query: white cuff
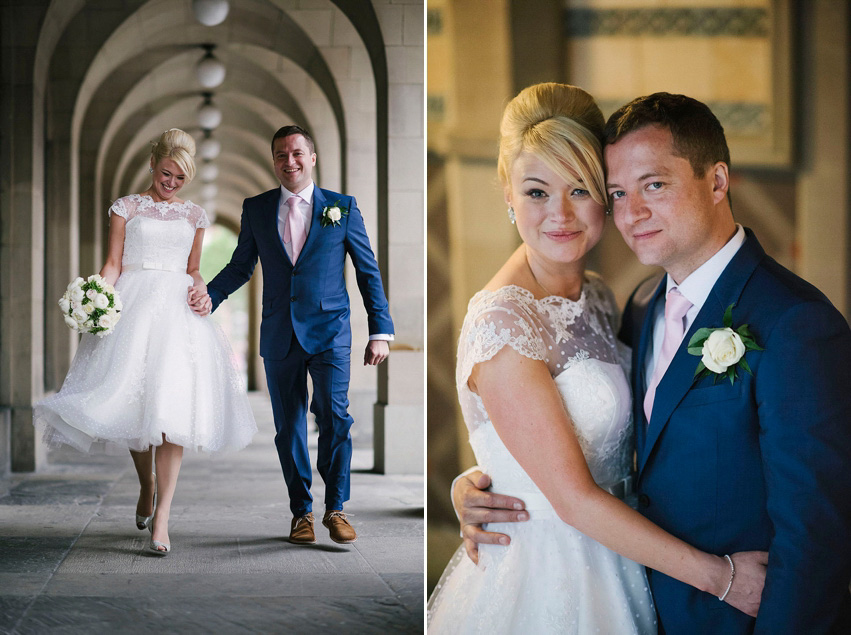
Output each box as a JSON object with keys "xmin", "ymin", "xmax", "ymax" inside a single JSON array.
[{"xmin": 369, "ymin": 334, "xmax": 394, "ymax": 341}]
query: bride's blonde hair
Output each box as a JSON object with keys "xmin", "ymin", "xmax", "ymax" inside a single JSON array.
[
  {"xmin": 498, "ymin": 83, "xmax": 606, "ymax": 205},
  {"xmin": 150, "ymin": 128, "xmax": 197, "ymax": 182}
]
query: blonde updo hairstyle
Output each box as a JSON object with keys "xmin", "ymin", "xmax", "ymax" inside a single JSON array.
[
  {"xmin": 498, "ymin": 83, "xmax": 606, "ymax": 206},
  {"xmin": 150, "ymin": 128, "xmax": 197, "ymax": 182}
]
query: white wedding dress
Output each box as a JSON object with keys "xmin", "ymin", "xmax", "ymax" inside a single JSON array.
[
  {"xmin": 34, "ymin": 194, "xmax": 257, "ymax": 454},
  {"xmin": 428, "ymin": 276, "xmax": 657, "ymax": 634}
]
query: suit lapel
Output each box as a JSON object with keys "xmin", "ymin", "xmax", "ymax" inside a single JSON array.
[
  {"xmin": 638, "ymin": 229, "xmax": 765, "ymax": 473},
  {"xmin": 634, "ymin": 277, "xmax": 666, "ymax": 463}
]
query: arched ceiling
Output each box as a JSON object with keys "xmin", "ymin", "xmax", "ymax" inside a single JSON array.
[{"xmin": 36, "ymin": 0, "xmax": 386, "ymax": 232}]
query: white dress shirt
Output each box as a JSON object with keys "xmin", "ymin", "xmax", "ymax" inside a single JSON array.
[
  {"xmin": 644, "ymin": 225, "xmax": 746, "ymax": 384},
  {"xmin": 277, "ymin": 182, "xmax": 393, "ymax": 342}
]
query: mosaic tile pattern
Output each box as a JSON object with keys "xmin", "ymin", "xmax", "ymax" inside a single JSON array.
[
  {"xmin": 566, "ymin": 7, "xmax": 769, "ymax": 37},
  {"xmin": 597, "ymin": 99, "xmax": 768, "ymax": 136}
]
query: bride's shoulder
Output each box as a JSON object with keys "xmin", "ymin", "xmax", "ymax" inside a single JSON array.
[
  {"xmin": 467, "ymin": 284, "xmax": 536, "ymax": 316},
  {"xmin": 108, "ymin": 194, "xmax": 139, "ymax": 218}
]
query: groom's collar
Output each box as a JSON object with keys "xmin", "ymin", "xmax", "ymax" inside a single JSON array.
[
  {"xmin": 279, "ymin": 181, "xmax": 315, "ymax": 204},
  {"xmin": 666, "ymin": 224, "xmax": 746, "ymax": 311}
]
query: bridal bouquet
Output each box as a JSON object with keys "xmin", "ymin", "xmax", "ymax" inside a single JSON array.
[{"xmin": 59, "ymin": 275, "xmax": 122, "ymax": 337}]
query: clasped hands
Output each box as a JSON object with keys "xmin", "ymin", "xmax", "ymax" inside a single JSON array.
[
  {"xmin": 187, "ymin": 283, "xmax": 212, "ymax": 317},
  {"xmin": 453, "ymin": 470, "xmax": 769, "ymax": 618}
]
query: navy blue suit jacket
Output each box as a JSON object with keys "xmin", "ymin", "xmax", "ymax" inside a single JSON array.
[
  {"xmin": 207, "ymin": 186, "xmax": 393, "ymax": 359},
  {"xmin": 620, "ymin": 229, "xmax": 851, "ymax": 634}
]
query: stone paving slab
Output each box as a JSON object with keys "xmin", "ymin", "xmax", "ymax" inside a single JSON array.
[{"xmin": 0, "ymin": 393, "xmax": 424, "ymax": 633}]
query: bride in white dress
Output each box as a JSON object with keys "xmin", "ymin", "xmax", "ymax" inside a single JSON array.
[
  {"xmin": 34, "ymin": 129, "xmax": 256, "ymax": 555},
  {"xmin": 428, "ymin": 84, "xmax": 764, "ymax": 633}
]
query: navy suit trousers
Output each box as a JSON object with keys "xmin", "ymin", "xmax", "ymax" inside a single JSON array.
[{"xmin": 264, "ymin": 334, "xmax": 353, "ymax": 516}]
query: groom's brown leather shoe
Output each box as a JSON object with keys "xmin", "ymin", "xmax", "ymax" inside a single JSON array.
[
  {"xmin": 322, "ymin": 510, "xmax": 357, "ymax": 544},
  {"xmin": 289, "ymin": 513, "xmax": 316, "ymax": 544}
]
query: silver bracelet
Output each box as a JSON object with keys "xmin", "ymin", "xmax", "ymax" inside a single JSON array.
[{"xmin": 718, "ymin": 554, "xmax": 735, "ymax": 601}]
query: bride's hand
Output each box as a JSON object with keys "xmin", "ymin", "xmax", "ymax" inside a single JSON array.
[
  {"xmin": 453, "ymin": 471, "xmax": 528, "ymax": 564},
  {"xmin": 720, "ymin": 550, "xmax": 769, "ymax": 617},
  {"xmin": 187, "ymin": 284, "xmax": 211, "ymax": 317}
]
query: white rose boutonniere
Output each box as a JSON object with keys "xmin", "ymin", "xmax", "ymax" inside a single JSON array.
[
  {"xmin": 688, "ymin": 303, "xmax": 763, "ymax": 384},
  {"xmin": 320, "ymin": 199, "xmax": 349, "ymax": 228}
]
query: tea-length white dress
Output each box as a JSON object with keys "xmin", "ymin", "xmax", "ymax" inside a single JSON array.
[
  {"xmin": 428, "ymin": 274, "xmax": 657, "ymax": 634},
  {"xmin": 34, "ymin": 194, "xmax": 257, "ymax": 454}
]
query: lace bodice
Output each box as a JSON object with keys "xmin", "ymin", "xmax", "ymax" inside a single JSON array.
[
  {"xmin": 456, "ymin": 273, "xmax": 634, "ymax": 491},
  {"xmin": 109, "ymin": 195, "xmax": 209, "ymax": 271}
]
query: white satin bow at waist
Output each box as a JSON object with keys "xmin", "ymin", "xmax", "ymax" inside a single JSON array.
[{"xmin": 122, "ymin": 261, "xmax": 186, "ymax": 273}]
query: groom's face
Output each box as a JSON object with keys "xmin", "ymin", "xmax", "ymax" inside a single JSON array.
[
  {"xmin": 273, "ymin": 134, "xmax": 316, "ymax": 193},
  {"xmin": 605, "ymin": 124, "xmax": 724, "ymax": 283}
]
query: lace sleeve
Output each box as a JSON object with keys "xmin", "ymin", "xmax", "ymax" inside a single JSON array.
[
  {"xmin": 455, "ymin": 290, "xmax": 547, "ymax": 391},
  {"xmin": 108, "ymin": 197, "xmax": 129, "ymax": 220},
  {"xmin": 193, "ymin": 203, "xmax": 211, "ymax": 229}
]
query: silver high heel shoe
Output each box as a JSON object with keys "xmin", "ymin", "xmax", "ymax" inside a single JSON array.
[
  {"xmin": 148, "ymin": 518, "xmax": 170, "ymax": 556},
  {"xmin": 135, "ymin": 474, "xmax": 157, "ymax": 530}
]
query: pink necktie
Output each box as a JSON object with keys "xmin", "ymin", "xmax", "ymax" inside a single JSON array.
[
  {"xmin": 283, "ymin": 195, "xmax": 306, "ymax": 263},
  {"xmin": 643, "ymin": 288, "xmax": 693, "ymax": 423}
]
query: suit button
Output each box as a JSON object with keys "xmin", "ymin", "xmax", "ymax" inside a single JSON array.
[
  {"xmin": 638, "ymin": 494, "xmax": 650, "ymax": 509},
  {"xmin": 292, "ymin": 270, "xmax": 298, "ymax": 276},
  {"xmin": 290, "ymin": 296, "xmax": 296, "ymax": 302}
]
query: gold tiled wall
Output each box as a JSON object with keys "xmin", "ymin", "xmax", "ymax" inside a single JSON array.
[{"xmin": 564, "ymin": 0, "xmax": 791, "ymax": 166}]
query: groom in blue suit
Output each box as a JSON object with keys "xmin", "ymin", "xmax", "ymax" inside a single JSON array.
[
  {"xmin": 453, "ymin": 94, "xmax": 851, "ymax": 633},
  {"xmin": 202, "ymin": 125, "xmax": 393, "ymax": 545}
]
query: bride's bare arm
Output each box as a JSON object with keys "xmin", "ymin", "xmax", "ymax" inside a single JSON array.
[
  {"xmin": 186, "ymin": 229, "xmax": 211, "ymax": 316},
  {"xmin": 469, "ymin": 345, "xmax": 766, "ymax": 616},
  {"xmin": 98, "ymin": 214, "xmax": 126, "ymax": 286}
]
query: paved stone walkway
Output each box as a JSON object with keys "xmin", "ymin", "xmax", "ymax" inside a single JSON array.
[{"xmin": 0, "ymin": 393, "xmax": 423, "ymax": 634}]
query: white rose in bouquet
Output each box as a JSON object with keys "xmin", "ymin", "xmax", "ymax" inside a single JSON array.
[
  {"xmin": 98, "ymin": 313, "xmax": 115, "ymax": 331},
  {"xmin": 59, "ymin": 275, "xmax": 121, "ymax": 336}
]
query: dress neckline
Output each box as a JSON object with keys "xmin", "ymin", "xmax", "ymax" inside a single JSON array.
[
  {"xmin": 129, "ymin": 193, "xmax": 194, "ymax": 208},
  {"xmin": 473, "ymin": 281, "xmax": 592, "ymax": 308}
]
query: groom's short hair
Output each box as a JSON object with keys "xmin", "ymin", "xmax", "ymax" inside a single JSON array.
[
  {"xmin": 271, "ymin": 125, "xmax": 315, "ymax": 154},
  {"xmin": 603, "ymin": 93, "xmax": 731, "ymax": 178}
]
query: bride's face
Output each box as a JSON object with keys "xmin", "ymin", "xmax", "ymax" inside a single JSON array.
[
  {"xmin": 149, "ymin": 158, "xmax": 187, "ymax": 202},
  {"xmin": 506, "ymin": 151, "xmax": 606, "ymax": 267}
]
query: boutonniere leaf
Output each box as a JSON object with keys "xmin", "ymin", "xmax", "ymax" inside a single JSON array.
[
  {"xmin": 320, "ymin": 199, "xmax": 349, "ymax": 228},
  {"xmin": 687, "ymin": 303, "xmax": 764, "ymax": 385}
]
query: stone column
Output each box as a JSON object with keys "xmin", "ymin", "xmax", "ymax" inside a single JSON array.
[
  {"xmin": 372, "ymin": 0, "xmax": 425, "ymax": 475},
  {"xmin": 0, "ymin": 0, "xmax": 51, "ymax": 474}
]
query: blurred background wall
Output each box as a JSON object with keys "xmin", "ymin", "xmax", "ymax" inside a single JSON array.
[
  {"xmin": 0, "ymin": 0, "xmax": 424, "ymax": 480},
  {"xmin": 427, "ymin": 0, "xmax": 849, "ymax": 592}
]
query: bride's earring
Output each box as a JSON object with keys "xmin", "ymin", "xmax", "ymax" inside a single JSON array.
[
  {"xmin": 507, "ymin": 206, "xmax": 516, "ymax": 224},
  {"xmin": 149, "ymin": 167, "xmax": 154, "ymax": 173}
]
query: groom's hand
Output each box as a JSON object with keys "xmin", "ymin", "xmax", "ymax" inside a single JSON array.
[
  {"xmin": 723, "ymin": 550, "xmax": 769, "ymax": 617},
  {"xmin": 453, "ymin": 471, "xmax": 528, "ymax": 564},
  {"xmin": 364, "ymin": 340, "xmax": 389, "ymax": 365},
  {"xmin": 187, "ymin": 285, "xmax": 212, "ymax": 317}
]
